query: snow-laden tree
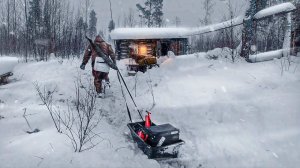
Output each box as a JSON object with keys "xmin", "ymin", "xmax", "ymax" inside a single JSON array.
[
  {"xmin": 88, "ymin": 10, "xmax": 97, "ymax": 38},
  {"xmin": 241, "ymin": 0, "xmax": 267, "ymax": 59},
  {"xmin": 75, "ymin": 17, "xmax": 87, "ymax": 56},
  {"xmin": 27, "ymin": 0, "xmax": 42, "ymax": 59},
  {"xmin": 136, "ymin": 0, "xmax": 164, "ymax": 27},
  {"xmin": 28, "ymin": 0, "xmax": 42, "ymax": 37},
  {"xmin": 152, "ymin": 0, "xmax": 163, "ymax": 27}
]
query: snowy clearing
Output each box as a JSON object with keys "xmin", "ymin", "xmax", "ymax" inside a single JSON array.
[{"xmin": 0, "ymin": 54, "xmax": 300, "ymax": 168}]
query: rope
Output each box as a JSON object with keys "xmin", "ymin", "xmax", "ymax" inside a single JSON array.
[
  {"xmin": 117, "ymin": 72, "xmax": 132, "ymax": 122},
  {"xmin": 146, "ymin": 70, "xmax": 156, "ymax": 111},
  {"xmin": 117, "ymin": 70, "xmax": 144, "ymax": 121}
]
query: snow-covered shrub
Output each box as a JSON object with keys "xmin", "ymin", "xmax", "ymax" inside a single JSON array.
[
  {"xmin": 62, "ymin": 78, "xmax": 103, "ymax": 152},
  {"xmin": 205, "ymin": 47, "xmax": 232, "ymax": 60},
  {"xmin": 35, "ymin": 77, "xmax": 103, "ymax": 152},
  {"xmin": 34, "ymin": 83, "xmax": 62, "ymax": 133}
]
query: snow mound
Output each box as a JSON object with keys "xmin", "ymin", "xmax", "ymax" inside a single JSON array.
[
  {"xmin": 205, "ymin": 48, "xmax": 232, "ymax": 60},
  {"xmin": 0, "ymin": 57, "xmax": 18, "ymax": 75}
]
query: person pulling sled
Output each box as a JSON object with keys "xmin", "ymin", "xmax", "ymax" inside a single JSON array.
[{"xmin": 80, "ymin": 35, "xmax": 116, "ymax": 98}]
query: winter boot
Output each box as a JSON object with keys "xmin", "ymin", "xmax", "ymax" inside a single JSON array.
[
  {"xmin": 97, "ymin": 92, "xmax": 104, "ymax": 98},
  {"xmin": 104, "ymin": 81, "xmax": 111, "ymax": 89}
]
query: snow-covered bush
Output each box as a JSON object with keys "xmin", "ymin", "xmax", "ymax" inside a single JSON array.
[
  {"xmin": 34, "ymin": 83, "xmax": 62, "ymax": 133},
  {"xmin": 205, "ymin": 47, "xmax": 232, "ymax": 60},
  {"xmin": 62, "ymin": 78, "xmax": 103, "ymax": 152},
  {"xmin": 35, "ymin": 77, "xmax": 103, "ymax": 152}
]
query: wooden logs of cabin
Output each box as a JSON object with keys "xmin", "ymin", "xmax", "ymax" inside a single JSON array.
[
  {"xmin": 118, "ymin": 40, "xmax": 129, "ymax": 59},
  {"xmin": 147, "ymin": 43, "xmax": 153, "ymax": 56}
]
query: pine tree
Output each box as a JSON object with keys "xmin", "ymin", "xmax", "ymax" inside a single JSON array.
[
  {"xmin": 136, "ymin": 0, "xmax": 164, "ymax": 27},
  {"xmin": 75, "ymin": 17, "xmax": 87, "ymax": 56},
  {"xmin": 28, "ymin": 0, "xmax": 42, "ymax": 38},
  {"xmin": 241, "ymin": 0, "xmax": 267, "ymax": 59},
  {"xmin": 43, "ymin": 0, "xmax": 51, "ymax": 40},
  {"xmin": 88, "ymin": 10, "xmax": 97, "ymax": 38},
  {"xmin": 27, "ymin": 0, "xmax": 42, "ymax": 59},
  {"xmin": 152, "ymin": 0, "xmax": 163, "ymax": 27},
  {"xmin": 136, "ymin": 0, "xmax": 152, "ymax": 27}
]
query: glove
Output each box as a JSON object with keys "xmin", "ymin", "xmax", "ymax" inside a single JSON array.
[{"xmin": 80, "ymin": 64, "xmax": 85, "ymax": 70}]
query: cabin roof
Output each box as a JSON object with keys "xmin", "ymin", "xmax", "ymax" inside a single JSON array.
[{"xmin": 110, "ymin": 28, "xmax": 189, "ymax": 40}]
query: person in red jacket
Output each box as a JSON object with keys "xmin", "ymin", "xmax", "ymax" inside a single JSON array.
[{"xmin": 80, "ymin": 35, "xmax": 116, "ymax": 98}]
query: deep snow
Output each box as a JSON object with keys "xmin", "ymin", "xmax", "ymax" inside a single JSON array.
[{"xmin": 0, "ymin": 53, "xmax": 300, "ymax": 168}]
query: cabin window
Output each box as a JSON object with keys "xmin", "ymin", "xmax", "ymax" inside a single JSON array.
[{"xmin": 138, "ymin": 44, "xmax": 148, "ymax": 55}]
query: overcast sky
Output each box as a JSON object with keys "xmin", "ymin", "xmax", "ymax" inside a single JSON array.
[{"xmin": 74, "ymin": 0, "xmax": 249, "ymax": 31}]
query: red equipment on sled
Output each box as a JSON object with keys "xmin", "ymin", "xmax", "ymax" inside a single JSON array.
[{"xmin": 145, "ymin": 111, "xmax": 152, "ymax": 128}]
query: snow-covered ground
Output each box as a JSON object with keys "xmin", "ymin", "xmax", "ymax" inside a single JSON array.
[{"xmin": 0, "ymin": 53, "xmax": 300, "ymax": 168}]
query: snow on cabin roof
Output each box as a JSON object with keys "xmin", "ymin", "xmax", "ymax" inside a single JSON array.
[
  {"xmin": 254, "ymin": 2, "xmax": 296, "ymax": 19},
  {"xmin": 110, "ymin": 28, "xmax": 190, "ymax": 40}
]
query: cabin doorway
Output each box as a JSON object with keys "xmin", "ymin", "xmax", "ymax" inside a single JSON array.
[{"xmin": 161, "ymin": 41, "xmax": 171, "ymax": 56}]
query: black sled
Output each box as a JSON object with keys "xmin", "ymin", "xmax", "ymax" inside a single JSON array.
[{"xmin": 127, "ymin": 121, "xmax": 184, "ymax": 159}]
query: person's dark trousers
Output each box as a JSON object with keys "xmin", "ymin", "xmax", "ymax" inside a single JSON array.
[{"xmin": 92, "ymin": 70, "xmax": 109, "ymax": 93}]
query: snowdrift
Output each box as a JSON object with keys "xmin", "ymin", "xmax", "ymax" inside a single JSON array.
[{"xmin": 0, "ymin": 57, "xmax": 18, "ymax": 75}]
